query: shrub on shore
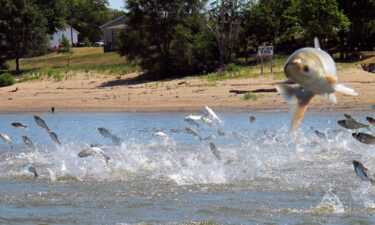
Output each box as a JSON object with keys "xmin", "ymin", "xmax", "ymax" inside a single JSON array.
[{"xmin": 0, "ymin": 73, "xmax": 16, "ymax": 87}]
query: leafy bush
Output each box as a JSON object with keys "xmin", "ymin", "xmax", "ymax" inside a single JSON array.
[
  {"xmin": 83, "ymin": 37, "xmax": 92, "ymax": 47},
  {"xmin": 0, "ymin": 73, "xmax": 16, "ymax": 87},
  {"xmin": 227, "ymin": 63, "xmax": 240, "ymax": 72}
]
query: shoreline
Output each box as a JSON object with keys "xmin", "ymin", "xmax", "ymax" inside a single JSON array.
[
  {"xmin": 0, "ymin": 67, "xmax": 374, "ymax": 114},
  {"xmin": 0, "ymin": 105, "xmax": 373, "ymax": 114}
]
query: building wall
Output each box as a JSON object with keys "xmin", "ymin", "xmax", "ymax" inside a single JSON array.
[
  {"xmin": 103, "ymin": 29, "xmax": 120, "ymax": 52},
  {"xmin": 50, "ymin": 27, "xmax": 79, "ymax": 48}
]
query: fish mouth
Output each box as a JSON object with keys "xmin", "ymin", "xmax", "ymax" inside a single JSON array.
[
  {"xmin": 285, "ymin": 59, "xmax": 303, "ymax": 73},
  {"xmin": 326, "ymin": 75, "xmax": 337, "ymax": 85}
]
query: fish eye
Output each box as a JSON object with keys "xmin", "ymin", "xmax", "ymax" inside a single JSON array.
[{"xmin": 303, "ymin": 65, "xmax": 309, "ymax": 72}]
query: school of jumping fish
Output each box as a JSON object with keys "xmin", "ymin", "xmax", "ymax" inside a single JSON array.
[{"xmin": 0, "ymin": 38, "xmax": 373, "ymax": 184}]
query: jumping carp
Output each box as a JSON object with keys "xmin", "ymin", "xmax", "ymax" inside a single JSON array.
[
  {"xmin": 78, "ymin": 146, "xmax": 110, "ymax": 165},
  {"xmin": 11, "ymin": 122, "xmax": 27, "ymax": 128},
  {"xmin": 33, "ymin": 115, "xmax": 50, "ymax": 132},
  {"xmin": 352, "ymin": 132, "xmax": 375, "ymax": 145},
  {"xmin": 353, "ymin": 160, "xmax": 375, "ymax": 183},
  {"xmin": 337, "ymin": 119, "xmax": 371, "ymax": 130},
  {"xmin": 22, "ymin": 135, "xmax": 36, "ymax": 150},
  {"xmin": 209, "ymin": 143, "xmax": 222, "ymax": 160},
  {"xmin": 366, "ymin": 116, "xmax": 375, "ymax": 125},
  {"xmin": 49, "ymin": 131, "xmax": 61, "ymax": 145},
  {"xmin": 0, "ymin": 133, "xmax": 12, "ymax": 149},
  {"xmin": 98, "ymin": 127, "xmax": 122, "ymax": 145},
  {"xmin": 276, "ymin": 38, "xmax": 357, "ymax": 132}
]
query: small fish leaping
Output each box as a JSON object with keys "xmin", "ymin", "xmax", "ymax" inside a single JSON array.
[
  {"xmin": 33, "ymin": 115, "xmax": 50, "ymax": 132},
  {"xmin": 337, "ymin": 119, "xmax": 371, "ymax": 131},
  {"xmin": 184, "ymin": 115, "xmax": 203, "ymax": 127},
  {"xmin": 203, "ymin": 106, "xmax": 222, "ymax": 124},
  {"xmin": 209, "ymin": 143, "xmax": 222, "ymax": 160},
  {"xmin": 353, "ymin": 160, "xmax": 375, "ymax": 184},
  {"xmin": 0, "ymin": 133, "xmax": 13, "ymax": 149},
  {"xmin": 352, "ymin": 132, "xmax": 375, "ymax": 145},
  {"xmin": 78, "ymin": 146, "xmax": 110, "ymax": 165},
  {"xmin": 276, "ymin": 38, "xmax": 357, "ymax": 132},
  {"xmin": 22, "ymin": 135, "xmax": 36, "ymax": 150},
  {"xmin": 27, "ymin": 164, "xmax": 39, "ymax": 178},
  {"xmin": 49, "ymin": 131, "xmax": 62, "ymax": 145},
  {"xmin": 11, "ymin": 122, "xmax": 27, "ymax": 128},
  {"xmin": 98, "ymin": 127, "xmax": 122, "ymax": 145}
]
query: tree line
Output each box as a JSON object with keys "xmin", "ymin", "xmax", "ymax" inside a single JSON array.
[
  {"xmin": 118, "ymin": 0, "xmax": 374, "ymax": 78},
  {"xmin": 0, "ymin": 0, "xmax": 123, "ymax": 73},
  {"xmin": 0, "ymin": 0, "xmax": 374, "ymax": 77}
]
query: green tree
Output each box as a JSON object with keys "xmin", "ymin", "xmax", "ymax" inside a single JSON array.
[
  {"xmin": 0, "ymin": 0, "xmax": 49, "ymax": 73},
  {"xmin": 337, "ymin": 0, "xmax": 375, "ymax": 51},
  {"xmin": 70, "ymin": 0, "xmax": 117, "ymax": 42},
  {"xmin": 206, "ymin": 0, "xmax": 242, "ymax": 69},
  {"xmin": 35, "ymin": 0, "xmax": 67, "ymax": 34},
  {"xmin": 286, "ymin": 0, "xmax": 350, "ymax": 42},
  {"xmin": 119, "ymin": 0, "xmax": 215, "ymax": 78},
  {"xmin": 242, "ymin": 0, "xmax": 292, "ymax": 44},
  {"xmin": 59, "ymin": 36, "xmax": 73, "ymax": 67}
]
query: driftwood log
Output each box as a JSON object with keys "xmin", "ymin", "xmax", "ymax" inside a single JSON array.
[{"xmin": 230, "ymin": 88, "xmax": 277, "ymax": 94}]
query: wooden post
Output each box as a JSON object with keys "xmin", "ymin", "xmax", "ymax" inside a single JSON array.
[
  {"xmin": 270, "ymin": 55, "xmax": 273, "ymax": 73},
  {"xmin": 260, "ymin": 56, "xmax": 264, "ymax": 74}
]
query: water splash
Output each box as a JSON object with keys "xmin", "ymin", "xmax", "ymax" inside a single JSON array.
[{"xmin": 315, "ymin": 188, "xmax": 345, "ymax": 214}]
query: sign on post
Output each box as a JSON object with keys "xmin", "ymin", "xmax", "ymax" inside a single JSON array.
[{"xmin": 258, "ymin": 46, "xmax": 274, "ymax": 74}]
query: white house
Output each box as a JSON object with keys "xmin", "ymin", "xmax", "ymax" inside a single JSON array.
[{"xmin": 50, "ymin": 25, "xmax": 79, "ymax": 48}]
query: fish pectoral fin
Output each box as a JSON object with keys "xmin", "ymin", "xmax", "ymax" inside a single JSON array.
[
  {"xmin": 276, "ymin": 84, "xmax": 314, "ymax": 132},
  {"xmin": 320, "ymin": 93, "xmax": 337, "ymax": 104},
  {"xmin": 333, "ymin": 83, "xmax": 358, "ymax": 96},
  {"xmin": 275, "ymin": 84, "xmax": 298, "ymax": 104}
]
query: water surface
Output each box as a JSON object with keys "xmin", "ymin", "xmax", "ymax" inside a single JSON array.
[{"xmin": 1, "ymin": 111, "xmax": 375, "ymax": 224}]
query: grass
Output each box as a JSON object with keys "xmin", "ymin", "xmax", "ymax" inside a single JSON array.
[
  {"xmin": 202, "ymin": 53, "xmax": 375, "ymax": 85},
  {"xmin": 6, "ymin": 47, "xmax": 139, "ymax": 81},
  {"xmin": 19, "ymin": 68, "xmax": 69, "ymax": 82},
  {"xmin": 6, "ymin": 47, "xmax": 373, "ymax": 83},
  {"xmin": 243, "ymin": 92, "xmax": 258, "ymax": 101},
  {"xmin": 203, "ymin": 55, "xmax": 287, "ymax": 84}
]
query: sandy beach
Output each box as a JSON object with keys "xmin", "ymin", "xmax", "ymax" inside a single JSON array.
[{"xmin": 0, "ymin": 66, "xmax": 374, "ymax": 113}]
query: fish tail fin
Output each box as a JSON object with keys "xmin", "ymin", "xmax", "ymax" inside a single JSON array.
[
  {"xmin": 275, "ymin": 84, "xmax": 314, "ymax": 133},
  {"xmin": 103, "ymin": 154, "xmax": 110, "ymax": 166},
  {"xmin": 198, "ymin": 136, "xmax": 203, "ymax": 142},
  {"xmin": 334, "ymin": 84, "xmax": 358, "ymax": 96}
]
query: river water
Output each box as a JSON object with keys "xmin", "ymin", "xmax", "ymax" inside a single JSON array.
[{"xmin": 0, "ymin": 111, "xmax": 375, "ymax": 224}]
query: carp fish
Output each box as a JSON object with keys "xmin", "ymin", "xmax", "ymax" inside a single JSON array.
[{"xmin": 276, "ymin": 38, "xmax": 357, "ymax": 132}]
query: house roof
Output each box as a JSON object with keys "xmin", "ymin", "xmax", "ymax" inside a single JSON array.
[{"xmin": 100, "ymin": 15, "xmax": 127, "ymax": 30}]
